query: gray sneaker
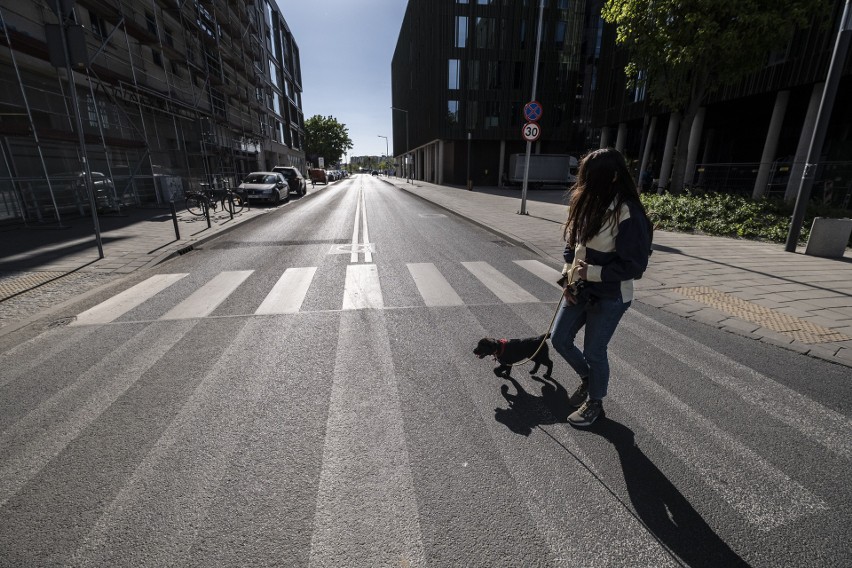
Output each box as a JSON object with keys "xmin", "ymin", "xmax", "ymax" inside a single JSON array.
[
  {"xmin": 568, "ymin": 379, "xmax": 588, "ymax": 408},
  {"xmin": 568, "ymin": 399, "xmax": 604, "ymax": 427}
]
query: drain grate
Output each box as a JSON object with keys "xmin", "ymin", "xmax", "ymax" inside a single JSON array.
[{"xmin": 673, "ymin": 286, "xmax": 851, "ymax": 344}]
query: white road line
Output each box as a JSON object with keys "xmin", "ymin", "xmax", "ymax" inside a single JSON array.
[
  {"xmin": 160, "ymin": 271, "xmax": 253, "ymax": 320},
  {"xmin": 342, "ymin": 264, "xmax": 383, "ymax": 310},
  {"xmin": 309, "ymin": 311, "xmax": 426, "ymax": 567},
  {"xmin": 255, "ymin": 267, "xmax": 317, "ymax": 315},
  {"xmin": 0, "ymin": 321, "xmax": 196, "ymax": 508},
  {"xmin": 351, "ymin": 189, "xmax": 361, "ymax": 263},
  {"xmin": 406, "ymin": 263, "xmax": 464, "ymax": 306},
  {"xmin": 462, "ymin": 261, "xmax": 539, "ymax": 303},
  {"xmin": 610, "ymin": 353, "xmax": 829, "ymax": 531},
  {"xmin": 514, "ymin": 259, "xmax": 563, "ymax": 289},
  {"xmin": 361, "ymin": 188, "xmax": 372, "ymax": 263},
  {"xmin": 72, "ymin": 274, "xmax": 188, "ymax": 325},
  {"xmin": 623, "ymin": 313, "xmax": 852, "ymax": 460},
  {"xmin": 71, "ymin": 317, "xmax": 286, "ymax": 566}
]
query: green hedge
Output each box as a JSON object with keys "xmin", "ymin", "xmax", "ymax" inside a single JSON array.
[{"xmin": 640, "ymin": 191, "xmax": 852, "ymax": 246}]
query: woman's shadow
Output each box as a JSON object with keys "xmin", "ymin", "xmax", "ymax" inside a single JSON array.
[{"xmin": 494, "ymin": 378, "xmax": 749, "ymax": 567}]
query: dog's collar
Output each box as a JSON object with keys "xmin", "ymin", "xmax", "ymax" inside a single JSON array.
[{"xmin": 497, "ymin": 338, "xmax": 507, "ymax": 358}]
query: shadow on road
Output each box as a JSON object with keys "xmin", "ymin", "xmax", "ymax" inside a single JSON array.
[{"xmin": 494, "ymin": 379, "xmax": 749, "ymax": 567}]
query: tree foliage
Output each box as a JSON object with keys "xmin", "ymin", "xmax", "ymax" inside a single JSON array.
[
  {"xmin": 304, "ymin": 115, "xmax": 353, "ymax": 166},
  {"xmin": 602, "ymin": 0, "xmax": 826, "ymax": 192}
]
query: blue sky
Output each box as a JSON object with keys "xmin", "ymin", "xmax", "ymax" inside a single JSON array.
[{"xmin": 277, "ymin": 0, "xmax": 408, "ymax": 160}]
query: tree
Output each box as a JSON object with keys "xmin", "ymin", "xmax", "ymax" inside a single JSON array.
[
  {"xmin": 303, "ymin": 115, "xmax": 353, "ymax": 167},
  {"xmin": 602, "ymin": 0, "xmax": 825, "ymax": 193}
]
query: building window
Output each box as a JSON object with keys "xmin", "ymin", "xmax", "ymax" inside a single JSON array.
[
  {"xmin": 86, "ymin": 95, "xmax": 109, "ymax": 129},
  {"xmin": 484, "ymin": 101, "xmax": 499, "ymax": 128},
  {"xmin": 145, "ymin": 11, "xmax": 157, "ymax": 36},
  {"xmin": 558, "ymin": 0, "xmax": 570, "ymax": 8},
  {"xmin": 633, "ymin": 70, "xmax": 646, "ymax": 102},
  {"xmin": 455, "ymin": 16, "xmax": 468, "ymax": 48},
  {"xmin": 468, "ymin": 60, "xmax": 480, "ymax": 89},
  {"xmin": 448, "ymin": 59, "xmax": 461, "ymax": 89},
  {"xmin": 152, "ymin": 49, "xmax": 164, "ymax": 68},
  {"xmin": 554, "ymin": 21, "xmax": 566, "ymax": 48},
  {"xmin": 466, "ymin": 101, "xmax": 478, "ymax": 130},
  {"xmin": 486, "ymin": 61, "xmax": 501, "ymax": 89},
  {"xmin": 89, "ymin": 10, "xmax": 108, "ymax": 39},
  {"xmin": 513, "ymin": 61, "xmax": 524, "ymax": 89},
  {"xmin": 475, "ymin": 17, "xmax": 496, "ymax": 49},
  {"xmin": 448, "ymin": 100, "xmax": 460, "ymax": 125},
  {"xmin": 164, "ymin": 28, "xmax": 174, "ymax": 47},
  {"xmin": 457, "ymin": 0, "xmax": 468, "ymax": 3}
]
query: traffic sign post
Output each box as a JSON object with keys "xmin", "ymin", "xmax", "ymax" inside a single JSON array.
[
  {"xmin": 522, "ymin": 122, "xmax": 541, "ymax": 142},
  {"xmin": 523, "ymin": 101, "xmax": 543, "ymax": 123}
]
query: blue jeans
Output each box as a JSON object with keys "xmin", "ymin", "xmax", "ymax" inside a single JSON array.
[{"xmin": 550, "ymin": 293, "xmax": 630, "ymax": 401}]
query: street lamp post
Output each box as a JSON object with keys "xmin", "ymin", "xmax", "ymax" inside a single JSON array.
[
  {"xmin": 391, "ymin": 106, "xmax": 410, "ymax": 182},
  {"xmin": 378, "ymin": 135, "xmax": 388, "ymax": 175}
]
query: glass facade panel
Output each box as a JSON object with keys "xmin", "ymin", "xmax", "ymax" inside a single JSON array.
[
  {"xmin": 448, "ymin": 100, "xmax": 459, "ymax": 124},
  {"xmin": 455, "ymin": 16, "xmax": 468, "ymax": 48},
  {"xmin": 448, "ymin": 59, "xmax": 461, "ymax": 89},
  {"xmin": 468, "ymin": 60, "xmax": 480, "ymax": 89}
]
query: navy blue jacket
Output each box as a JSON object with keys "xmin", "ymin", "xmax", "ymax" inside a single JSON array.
[{"xmin": 562, "ymin": 199, "xmax": 651, "ymax": 302}]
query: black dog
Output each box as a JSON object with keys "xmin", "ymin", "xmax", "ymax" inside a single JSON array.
[{"xmin": 474, "ymin": 334, "xmax": 553, "ymax": 379}]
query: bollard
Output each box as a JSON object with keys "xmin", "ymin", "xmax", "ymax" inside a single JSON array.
[
  {"xmin": 169, "ymin": 200, "xmax": 180, "ymax": 240},
  {"xmin": 205, "ymin": 201, "xmax": 211, "ymax": 229}
]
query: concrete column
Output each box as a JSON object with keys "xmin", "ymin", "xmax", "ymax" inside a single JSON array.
[
  {"xmin": 599, "ymin": 126, "xmax": 610, "ymax": 149},
  {"xmin": 785, "ymin": 82, "xmax": 824, "ymax": 202},
  {"xmin": 639, "ymin": 116, "xmax": 658, "ymax": 183},
  {"xmin": 657, "ymin": 112, "xmax": 680, "ymax": 193},
  {"xmin": 753, "ymin": 90, "xmax": 790, "ymax": 199},
  {"xmin": 615, "ymin": 122, "xmax": 627, "ymax": 153},
  {"xmin": 498, "ymin": 140, "xmax": 505, "ymax": 187},
  {"xmin": 684, "ymin": 107, "xmax": 706, "ymax": 187}
]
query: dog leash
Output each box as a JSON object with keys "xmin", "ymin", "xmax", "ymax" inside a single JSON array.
[{"xmin": 503, "ymin": 271, "xmax": 578, "ymax": 369}]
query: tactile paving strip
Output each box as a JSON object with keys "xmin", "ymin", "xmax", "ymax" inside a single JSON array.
[
  {"xmin": 0, "ymin": 271, "xmax": 67, "ymax": 301},
  {"xmin": 673, "ymin": 286, "xmax": 851, "ymax": 344}
]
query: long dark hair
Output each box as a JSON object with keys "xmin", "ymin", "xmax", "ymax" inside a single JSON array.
[{"xmin": 563, "ymin": 148, "xmax": 644, "ymax": 246}]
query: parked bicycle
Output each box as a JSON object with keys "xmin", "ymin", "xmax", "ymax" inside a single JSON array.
[{"xmin": 185, "ymin": 182, "xmax": 245, "ymax": 216}]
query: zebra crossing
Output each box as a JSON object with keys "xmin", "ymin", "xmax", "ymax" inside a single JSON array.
[{"xmin": 71, "ymin": 259, "xmax": 564, "ymax": 325}]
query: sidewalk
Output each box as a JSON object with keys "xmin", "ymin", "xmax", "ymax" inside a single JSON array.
[{"xmin": 2, "ymin": 176, "xmax": 851, "ymax": 368}]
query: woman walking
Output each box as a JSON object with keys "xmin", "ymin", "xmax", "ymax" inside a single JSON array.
[{"xmin": 552, "ymin": 148, "xmax": 652, "ymax": 427}]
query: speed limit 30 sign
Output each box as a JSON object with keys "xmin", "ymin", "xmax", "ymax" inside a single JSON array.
[{"xmin": 522, "ymin": 122, "xmax": 541, "ymax": 142}]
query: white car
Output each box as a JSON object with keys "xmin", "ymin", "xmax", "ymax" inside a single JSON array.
[{"xmin": 239, "ymin": 172, "xmax": 289, "ymax": 205}]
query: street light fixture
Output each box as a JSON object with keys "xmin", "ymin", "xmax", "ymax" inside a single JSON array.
[
  {"xmin": 391, "ymin": 106, "xmax": 410, "ymax": 182},
  {"xmin": 378, "ymin": 134, "xmax": 388, "ymax": 175}
]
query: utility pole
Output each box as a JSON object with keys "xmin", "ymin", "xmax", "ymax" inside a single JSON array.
[
  {"xmin": 785, "ymin": 0, "xmax": 851, "ymax": 252},
  {"xmin": 49, "ymin": 0, "xmax": 103, "ymax": 257},
  {"xmin": 519, "ymin": 0, "xmax": 545, "ymax": 216}
]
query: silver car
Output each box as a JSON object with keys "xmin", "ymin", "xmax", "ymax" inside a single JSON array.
[{"xmin": 239, "ymin": 172, "xmax": 289, "ymax": 205}]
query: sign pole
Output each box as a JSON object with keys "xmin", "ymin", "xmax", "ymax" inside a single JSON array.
[{"xmin": 520, "ymin": 0, "xmax": 545, "ymax": 215}]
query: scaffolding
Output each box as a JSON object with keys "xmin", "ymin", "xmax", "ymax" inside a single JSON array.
[{"xmin": 0, "ymin": 0, "xmax": 305, "ymax": 224}]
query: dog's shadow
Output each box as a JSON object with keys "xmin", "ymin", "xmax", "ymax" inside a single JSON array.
[{"xmin": 494, "ymin": 375, "xmax": 570, "ymax": 436}]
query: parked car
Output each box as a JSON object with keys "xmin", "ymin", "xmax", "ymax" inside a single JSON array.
[
  {"xmin": 271, "ymin": 166, "xmax": 307, "ymax": 195},
  {"xmin": 371, "ymin": 170, "xmax": 379, "ymax": 176},
  {"xmin": 239, "ymin": 172, "xmax": 289, "ymax": 204},
  {"xmin": 308, "ymin": 168, "xmax": 328, "ymax": 184}
]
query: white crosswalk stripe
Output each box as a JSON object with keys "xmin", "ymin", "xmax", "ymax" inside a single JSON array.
[
  {"xmin": 72, "ymin": 273, "xmax": 188, "ymax": 325},
  {"xmin": 514, "ymin": 259, "xmax": 563, "ymax": 289},
  {"xmin": 255, "ymin": 267, "xmax": 317, "ymax": 315},
  {"xmin": 342, "ymin": 264, "xmax": 384, "ymax": 310},
  {"xmin": 160, "ymin": 270, "xmax": 254, "ymax": 320},
  {"xmin": 462, "ymin": 261, "xmax": 539, "ymax": 303},
  {"xmin": 406, "ymin": 263, "xmax": 464, "ymax": 306}
]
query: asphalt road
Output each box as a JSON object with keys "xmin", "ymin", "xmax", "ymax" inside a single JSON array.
[{"xmin": 0, "ymin": 175, "xmax": 850, "ymax": 567}]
